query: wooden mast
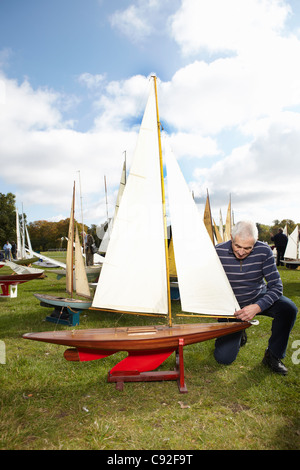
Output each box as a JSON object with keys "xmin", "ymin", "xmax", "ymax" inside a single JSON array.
[{"xmin": 153, "ymin": 75, "xmax": 172, "ymax": 328}]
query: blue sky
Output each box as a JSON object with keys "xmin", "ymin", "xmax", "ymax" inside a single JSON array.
[{"xmin": 1, "ymin": 0, "xmax": 300, "ymax": 230}]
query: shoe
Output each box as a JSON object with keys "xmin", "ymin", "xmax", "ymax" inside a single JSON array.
[
  {"xmin": 240, "ymin": 331, "xmax": 247, "ymax": 347},
  {"xmin": 262, "ymin": 349, "xmax": 288, "ymax": 375}
]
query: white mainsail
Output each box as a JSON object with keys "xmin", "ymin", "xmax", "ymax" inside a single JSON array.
[
  {"xmin": 165, "ymin": 142, "xmax": 240, "ymax": 316},
  {"xmin": 92, "ymin": 80, "xmax": 168, "ymax": 314},
  {"xmin": 75, "ymin": 226, "xmax": 91, "ymax": 298},
  {"xmin": 284, "ymin": 225, "xmax": 299, "ymax": 260}
]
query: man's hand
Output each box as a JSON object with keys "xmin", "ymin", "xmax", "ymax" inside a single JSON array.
[{"xmin": 234, "ymin": 304, "xmax": 261, "ymax": 322}]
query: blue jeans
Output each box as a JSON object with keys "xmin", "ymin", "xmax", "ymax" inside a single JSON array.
[{"xmin": 214, "ymin": 295, "xmax": 298, "ymax": 364}]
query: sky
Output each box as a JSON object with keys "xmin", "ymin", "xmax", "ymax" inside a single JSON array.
[{"xmin": 0, "ymin": 0, "xmax": 300, "ymax": 231}]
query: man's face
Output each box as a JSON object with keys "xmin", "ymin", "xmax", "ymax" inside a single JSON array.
[{"xmin": 231, "ymin": 235, "xmax": 255, "ymax": 260}]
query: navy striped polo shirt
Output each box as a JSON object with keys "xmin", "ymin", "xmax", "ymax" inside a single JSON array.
[{"xmin": 215, "ymin": 240, "xmax": 283, "ymax": 311}]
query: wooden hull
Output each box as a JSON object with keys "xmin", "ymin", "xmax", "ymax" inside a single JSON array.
[
  {"xmin": 0, "ymin": 273, "xmax": 42, "ymax": 283},
  {"xmin": 23, "ymin": 321, "xmax": 250, "ymax": 352},
  {"xmin": 34, "ymin": 293, "xmax": 92, "ymax": 310},
  {"xmin": 53, "ymin": 266, "xmax": 101, "ymax": 282},
  {"xmin": 12, "ymin": 257, "xmax": 39, "ymax": 266}
]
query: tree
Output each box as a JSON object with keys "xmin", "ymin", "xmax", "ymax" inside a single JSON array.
[
  {"xmin": 0, "ymin": 193, "xmax": 17, "ymax": 247},
  {"xmin": 27, "ymin": 218, "xmax": 89, "ymax": 251}
]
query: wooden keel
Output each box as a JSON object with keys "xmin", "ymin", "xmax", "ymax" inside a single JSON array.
[{"xmin": 64, "ymin": 348, "xmax": 117, "ymax": 362}]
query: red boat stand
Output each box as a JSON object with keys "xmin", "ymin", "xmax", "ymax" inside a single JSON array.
[{"xmin": 107, "ymin": 338, "xmax": 188, "ymax": 393}]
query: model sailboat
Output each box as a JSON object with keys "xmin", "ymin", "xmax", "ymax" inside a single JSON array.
[
  {"xmin": 24, "ymin": 77, "xmax": 250, "ymax": 391},
  {"xmin": 33, "ymin": 183, "xmax": 92, "ymax": 325},
  {"xmin": 282, "ymin": 225, "xmax": 300, "ymax": 267}
]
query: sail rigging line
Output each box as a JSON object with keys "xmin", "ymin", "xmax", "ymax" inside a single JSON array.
[{"xmin": 153, "ymin": 75, "xmax": 172, "ymax": 328}]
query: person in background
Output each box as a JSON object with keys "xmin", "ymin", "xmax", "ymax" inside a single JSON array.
[
  {"xmin": 271, "ymin": 228, "xmax": 288, "ymax": 266},
  {"xmin": 214, "ymin": 221, "xmax": 297, "ymax": 376},
  {"xmin": 11, "ymin": 241, "xmax": 17, "ymax": 260},
  {"xmin": 85, "ymin": 233, "xmax": 95, "ymax": 266},
  {"xmin": 3, "ymin": 241, "xmax": 12, "ymax": 261}
]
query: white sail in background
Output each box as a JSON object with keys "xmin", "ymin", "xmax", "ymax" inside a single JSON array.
[
  {"xmin": 99, "ymin": 160, "xmax": 126, "ymax": 254},
  {"xmin": 16, "ymin": 208, "xmax": 22, "ymax": 259},
  {"xmin": 114, "ymin": 159, "xmax": 126, "ymax": 220},
  {"xmin": 92, "ymin": 81, "xmax": 168, "ymax": 314},
  {"xmin": 165, "ymin": 142, "xmax": 240, "ymax": 316},
  {"xmin": 75, "ymin": 226, "xmax": 91, "ymax": 298},
  {"xmin": 219, "ymin": 209, "xmax": 224, "ymax": 242},
  {"xmin": 25, "ymin": 226, "xmax": 33, "ymax": 256},
  {"xmin": 284, "ymin": 225, "xmax": 299, "ymax": 260},
  {"xmin": 224, "ymin": 197, "xmax": 232, "ymax": 241}
]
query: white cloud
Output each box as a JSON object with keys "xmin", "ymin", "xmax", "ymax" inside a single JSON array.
[
  {"xmin": 166, "ymin": 131, "xmax": 221, "ymax": 159},
  {"xmin": 170, "ymin": 0, "xmax": 291, "ymax": 56},
  {"xmin": 110, "ymin": 4, "xmax": 153, "ymax": 42},
  {"xmin": 1, "ymin": 0, "xmax": 300, "ymax": 228},
  {"xmin": 0, "ymin": 73, "xmax": 138, "ymax": 223},
  {"xmin": 78, "ymin": 73, "xmax": 106, "ymax": 90},
  {"xmin": 192, "ymin": 113, "xmax": 300, "ymax": 224},
  {"xmin": 109, "ymin": 0, "xmax": 178, "ymax": 42}
]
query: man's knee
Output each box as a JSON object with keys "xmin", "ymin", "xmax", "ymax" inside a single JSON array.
[{"xmin": 214, "ymin": 332, "xmax": 242, "ymax": 365}]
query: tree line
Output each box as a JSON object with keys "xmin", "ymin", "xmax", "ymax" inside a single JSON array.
[
  {"xmin": 0, "ymin": 192, "xmax": 298, "ymax": 251},
  {"xmin": 0, "ymin": 192, "xmax": 99, "ymax": 252},
  {"xmin": 27, "ymin": 219, "xmax": 100, "ymax": 252}
]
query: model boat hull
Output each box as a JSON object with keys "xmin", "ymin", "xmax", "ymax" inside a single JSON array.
[
  {"xmin": 34, "ymin": 293, "xmax": 92, "ymax": 310},
  {"xmin": 23, "ymin": 321, "xmax": 250, "ymax": 352},
  {"xmin": 0, "ymin": 273, "xmax": 42, "ymax": 282}
]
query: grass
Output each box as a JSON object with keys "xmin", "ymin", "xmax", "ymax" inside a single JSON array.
[{"xmin": 0, "ymin": 254, "xmax": 299, "ymax": 450}]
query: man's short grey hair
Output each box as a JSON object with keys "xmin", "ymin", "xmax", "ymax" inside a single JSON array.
[{"xmin": 231, "ymin": 221, "xmax": 258, "ymax": 242}]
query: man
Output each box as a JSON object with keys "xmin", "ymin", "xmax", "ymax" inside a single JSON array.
[
  {"xmin": 215, "ymin": 221, "xmax": 297, "ymax": 375},
  {"xmin": 271, "ymin": 228, "xmax": 288, "ymax": 266},
  {"xmin": 3, "ymin": 241, "xmax": 12, "ymax": 261}
]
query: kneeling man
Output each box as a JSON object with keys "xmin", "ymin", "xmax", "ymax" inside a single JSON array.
[{"xmin": 215, "ymin": 221, "xmax": 297, "ymax": 375}]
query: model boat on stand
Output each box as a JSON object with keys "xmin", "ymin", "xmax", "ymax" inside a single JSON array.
[
  {"xmin": 33, "ymin": 183, "xmax": 92, "ymax": 326},
  {"xmin": 0, "ymin": 272, "xmax": 43, "ymax": 298},
  {"xmin": 24, "ymin": 76, "xmax": 251, "ymax": 392}
]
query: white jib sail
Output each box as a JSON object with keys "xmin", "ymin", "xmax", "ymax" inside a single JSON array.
[
  {"xmin": 165, "ymin": 141, "xmax": 240, "ymax": 316},
  {"xmin": 92, "ymin": 81, "xmax": 168, "ymax": 314},
  {"xmin": 284, "ymin": 225, "xmax": 299, "ymax": 259}
]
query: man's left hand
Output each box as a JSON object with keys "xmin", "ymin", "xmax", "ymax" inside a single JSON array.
[{"xmin": 234, "ymin": 304, "xmax": 261, "ymax": 322}]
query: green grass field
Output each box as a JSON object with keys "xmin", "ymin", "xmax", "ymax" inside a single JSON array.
[{"xmin": 0, "ymin": 254, "xmax": 299, "ymax": 450}]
